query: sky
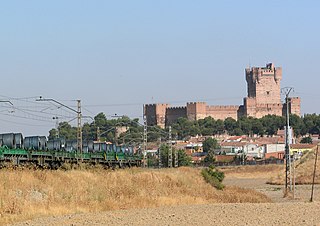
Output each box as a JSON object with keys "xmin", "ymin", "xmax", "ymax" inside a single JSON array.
[{"xmin": 0, "ymin": 0, "xmax": 319, "ymax": 136}]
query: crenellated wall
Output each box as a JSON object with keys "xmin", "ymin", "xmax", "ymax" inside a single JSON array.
[
  {"xmin": 206, "ymin": 105, "xmax": 239, "ymax": 120},
  {"xmin": 144, "ymin": 63, "xmax": 301, "ymax": 128},
  {"xmin": 166, "ymin": 107, "xmax": 187, "ymax": 125}
]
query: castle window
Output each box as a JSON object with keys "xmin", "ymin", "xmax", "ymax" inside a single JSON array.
[{"xmin": 266, "ymin": 91, "xmax": 270, "ymax": 95}]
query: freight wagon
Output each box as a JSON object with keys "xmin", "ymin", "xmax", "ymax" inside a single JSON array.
[{"xmin": 0, "ymin": 133, "xmax": 142, "ymax": 169}]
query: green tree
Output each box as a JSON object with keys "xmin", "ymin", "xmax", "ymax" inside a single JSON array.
[
  {"xmin": 204, "ymin": 152, "xmax": 215, "ymax": 164},
  {"xmin": 290, "ymin": 114, "xmax": 306, "ymax": 137},
  {"xmin": 203, "ymin": 137, "xmax": 219, "ymax": 153},
  {"xmin": 251, "ymin": 118, "xmax": 265, "ymax": 136},
  {"xmin": 48, "ymin": 128, "xmax": 58, "ymax": 140},
  {"xmin": 94, "ymin": 112, "xmax": 107, "ymax": 128},
  {"xmin": 300, "ymin": 136, "xmax": 313, "ymax": 144},
  {"xmin": 177, "ymin": 149, "xmax": 192, "ymax": 166},
  {"xmin": 261, "ymin": 115, "xmax": 285, "ymax": 136},
  {"xmin": 158, "ymin": 144, "xmax": 192, "ymax": 167},
  {"xmin": 224, "ymin": 117, "xmax": 238, "ymax": 135},
  {"xmin": 58, "ymin": 122, "xmax": 77, "ymax": 140},
  {"xmin": 214, "ymin": 119, "xmax": 225, "ymax": 135}
]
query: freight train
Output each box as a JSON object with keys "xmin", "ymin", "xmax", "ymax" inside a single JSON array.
[{"xmin": 0, "ymin": 133, "xmax": 142, "ymax": 169}]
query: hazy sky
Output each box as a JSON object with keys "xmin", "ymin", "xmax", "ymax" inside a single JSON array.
[{"xmin": 0, "ymin": 0, "xmax": 319, "ymax": 136}]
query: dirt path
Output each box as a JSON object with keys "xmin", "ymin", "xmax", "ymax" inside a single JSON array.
[
  {"xmin": 11, "ymin": 173, "xmax": 320, "ymax": 226},
  {"xmin": 224, "ymin": 176, "xmax": 320, "ymax": 203}
]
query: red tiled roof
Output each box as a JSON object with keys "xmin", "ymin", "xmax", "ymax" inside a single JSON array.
[
  {"xmin": 220, "ymin": 142, "xmax": 247, "ymax": 147},
  {"xmin": 252, "ymin": 137, "xmax": 285, "ymax": 145},
  {"xmin": 290, "ymin": 144, "xmax": 316, "ymax": 149}
]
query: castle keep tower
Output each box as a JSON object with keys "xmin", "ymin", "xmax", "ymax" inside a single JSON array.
[
  {"xmin": 244, "ymin": 63, "xmax": 284, "ymax": 117},
  {"xmin": 246, "ymin": 63, "xmax": 282, "ymax": 105}
]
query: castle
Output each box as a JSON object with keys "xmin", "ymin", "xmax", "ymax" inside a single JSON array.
[{"xmin": 144, "ymin": 63, "xmax": 301, "ymax": 128}]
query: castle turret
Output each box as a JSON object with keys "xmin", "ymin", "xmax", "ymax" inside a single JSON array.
[
  {"xmin": 186, "ymin": 102, "xmax": 207, "ymax": 121},
  {"xmin": 245, "ymin": 63, "xmax": 282, "ymax": 105},
  {"xmin": 144, "ymin": 103, "xmax": 169, "ymax": 128}
]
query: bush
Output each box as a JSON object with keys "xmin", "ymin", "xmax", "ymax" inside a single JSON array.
[{"xmin": 201, "ymin": 165, "xmax": 225, "ymax": 190}]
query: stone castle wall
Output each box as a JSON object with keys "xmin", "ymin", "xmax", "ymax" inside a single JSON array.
[
  {"xmin": 289, "ymin": 97, "xmax": 301, "ymax": 116},
  {"xmin": 144, "ymin": 63, "xmax": 301, "ymax": 127},
  {"xmin": 206, "ymin": 105, "xmax": 239, "ymax": 120},
  {"xmin": 144, "ymin": 104, "xmax": 168, "ymax": 128},
  {"xmin": 186, "ymin": 102, "xmax": 207, "ymax": 121},
  {"xmin": 166, "ymin": 107, "xmax": 187, "ymax": 125}
]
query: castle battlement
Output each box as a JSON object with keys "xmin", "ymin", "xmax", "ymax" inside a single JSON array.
[
  {"xmin": 207, "ymin": 105, "xmax": 239, "ymax": 110},
  {"xmin": 187, "ymin": 102, "xmax": 206, "ymax": 105},
  {"xmin": 255, "ymin": 103, "xmax": 283, "ymax": 107},
  {"xmin": 167, "ymin": 106, "xmax": 187, "ymax": 110},
  {"xmin": 144, "ymin": 63, "xmax": 300, "ymax": 127}
]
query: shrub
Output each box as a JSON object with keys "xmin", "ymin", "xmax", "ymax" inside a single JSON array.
[{"xmin": 201, "ymin": 165, "xmax": 225, "ymax": 190}]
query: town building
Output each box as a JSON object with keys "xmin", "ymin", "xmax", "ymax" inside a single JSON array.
[{"xmin": 144, "ymin": 63, "xmax": 301, "ymax": 128}]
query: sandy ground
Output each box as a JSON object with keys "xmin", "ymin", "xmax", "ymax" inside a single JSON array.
[
  {"xmin": 11, "ymin": 174, "xmax": 320, "ymax": 226},
  {"xmin": 11, "ymin": 202, "xmax": 320, "ymax": 226}
]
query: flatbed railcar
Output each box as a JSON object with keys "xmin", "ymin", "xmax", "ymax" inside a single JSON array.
[{"xmin": 0, "ymin": 133, "xmax": 142, "ymax": 169}]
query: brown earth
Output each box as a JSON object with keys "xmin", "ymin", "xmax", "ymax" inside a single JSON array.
[
  {"xmin": 11, "ymin": 202, "xmax": 320, "ymax": 226},
  {"xmin": 9, "ymin": 164, "xmax": 320, "ymax": 226}
]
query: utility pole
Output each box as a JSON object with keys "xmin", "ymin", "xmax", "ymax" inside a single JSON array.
[
  {"xmin": 174, "ymin": 135, "xmax": 178, "ymax": 168},
  {"xmin": 293, "ymin": 153, "xmax": 296, "ymax": 199},
  {"xmin": 168, "ymin": 126, "xmax": 172, "ymax": 168},
  {"xmin": 53, "ymin": 116, "xmax": 59, "ymax": 138},
  {"xmin": 143, "ymin": 115, "xmax": 147, "ymax": 167},
  {"xmin": 77, "ymin": 100, "xmax": 82, "ymax": 154},
  {"xmin": 310, "ymin": 145, "xmax": 319, "ymax": 202},
  {"xmin": 282, "ymin": 87, "xmax": 293, "ymax": 195},
  {"xmin": 97, "ymin": 126, "xmax": 100, "ymax": 142},
  {"xmin": 158, "ymin": 137, "xmax": 162, "ymax": 169},
  {"xmin": 36, "ymin": 97, "xmax": 82, "ymax": 154}
]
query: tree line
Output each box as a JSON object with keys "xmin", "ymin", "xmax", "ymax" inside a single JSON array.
[{"xmin": 48, "ymin": 112, "xmax": 320, "ymax": 143}]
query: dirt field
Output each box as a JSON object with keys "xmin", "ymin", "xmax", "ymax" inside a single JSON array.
[
  {"xmin": 10, "ymin": 165, "xmax": 320, "ymax": 226},
  {"xmin": 11, "ymin": 202, "xmax": 320, "ymax": 226}
]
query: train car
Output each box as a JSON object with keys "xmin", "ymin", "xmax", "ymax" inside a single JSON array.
[{"xmin": 0, "ymin": 133, "xmax": 142, "ymax": 169}]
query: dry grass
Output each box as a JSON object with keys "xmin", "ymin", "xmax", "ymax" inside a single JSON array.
[
  {"xmin": 268, "ymin": 150, "xmax": 320, "ymax": 185},
  {"xmin": 0, "ymin": 167, "xmax": 270, "ymax": 225},
  {"xmin": 220, "ymin": 164, "xmax": 284, "ymax": 179}
]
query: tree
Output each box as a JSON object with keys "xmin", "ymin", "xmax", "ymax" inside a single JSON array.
[
  {"xmin": 94, "ymin": 112, "xmax": 107, "ymax": 128},
  {"xmin": 290, "ymin": 114, "xmax": 306, "ymax": 137},
  {"xmin": 58, "ymin": 122, "xmax": 77, "ymax": 140},
  {"xmin": 261, "ymin": 115, "xmax": 285, "ymax": 136},
  {"xmin": 158, "ymin": 144, "xmax": 192, "ymax": 167},
  {"xmin": 224, "ymin": 117, "xmax": 238, "ymax": 135},
  {"xmin": 48, "ymin": 128, "xmax": 58, "ymax": 140},
  {"xmin": 300, "ymin": 136, "xmax": 313, "ymax": 144},
  {"xmin": 204, "ymin": 152, "xmax": 215, "ymax": 165},
  {"xmin": 177, "ymin": 149, "xmax": 192, "ymax": 166},
  {"xmin": 214, "ymin": 119, "xmax": 225, "ymax": 135},
  {"xmin": 203, "ymin": 137, "xmax": 219, "ymax": 153},
  {"xmin": 251, "ymin": 118, "xmax": 265, "ymax": 136}
]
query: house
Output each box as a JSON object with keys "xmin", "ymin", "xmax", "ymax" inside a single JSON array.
[
  {"xmin": 224, "ymin": 136, "xmax": 246, "ymax": 143},
  {"xmin": 185, "ymin": 143, "xmax": 203, "ymax": 153},
  {"xmin": 244, "ymin": 143, "xmax": 264, "ymax": 159},
  {"xmin": 265, "ymin": 151, "xmax": 284, "ymax": 159},
  {"xmin": 220, "ymin": 142, "xmax": 246, "ymax": 155},
  {"xmin": 290, "ymin": 143, "xmax": 316, "ymax": 156}
]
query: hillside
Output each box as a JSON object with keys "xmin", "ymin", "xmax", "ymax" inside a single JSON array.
[{"xmin": 268, "ymin": 149, "xmax": 320, "ymax": 185}]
